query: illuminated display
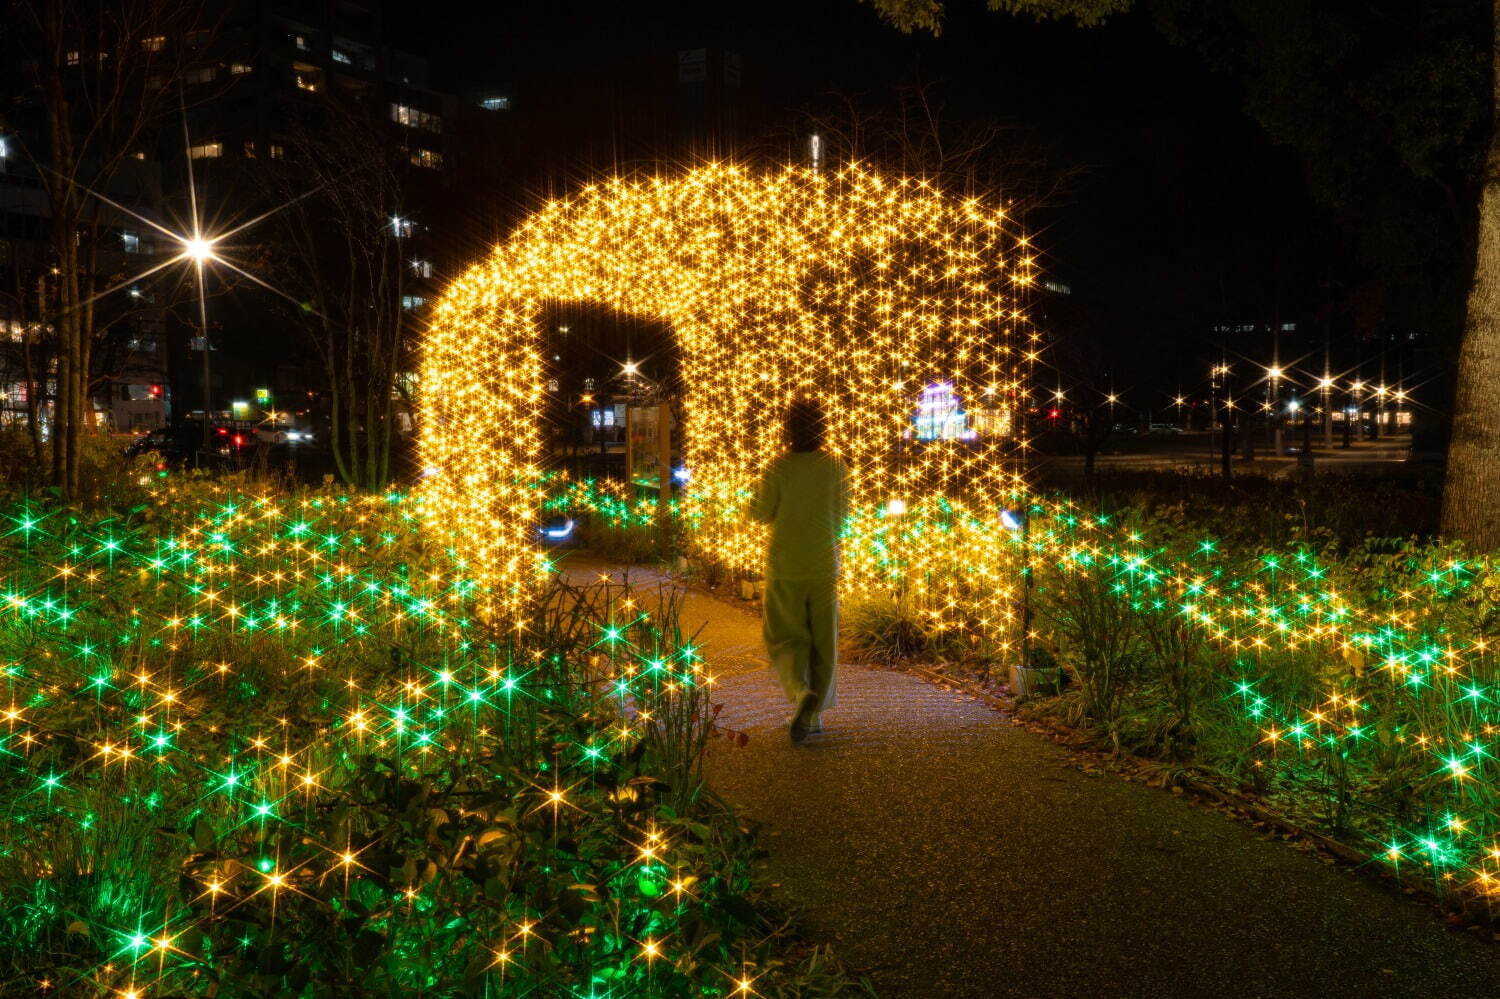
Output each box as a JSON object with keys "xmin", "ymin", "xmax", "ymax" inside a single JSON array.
[{"xmin": 419, "ymin": 163, "xmax": 1035, "ymax": 618}]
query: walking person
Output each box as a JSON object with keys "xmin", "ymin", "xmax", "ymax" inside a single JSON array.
[{"xmin": 749, "ymin": 398, "xmax": 850, "ymax": 743}]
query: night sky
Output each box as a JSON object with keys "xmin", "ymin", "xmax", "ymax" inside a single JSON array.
[{"xmin": 388, "ymin": 0, "xmax": 1360, "ymax": 408}]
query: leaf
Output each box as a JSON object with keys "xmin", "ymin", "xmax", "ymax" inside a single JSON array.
[
  {"xmin": 193, "ymin": 814, "xmax": 215, "ymax": 852},
  {"xmin": 66, "ymin": 920, "xmax": 89, "ymax": 936}
]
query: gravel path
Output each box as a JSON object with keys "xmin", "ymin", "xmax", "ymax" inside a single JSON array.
[{"xmin": 558, "ymin": 554, "xmax": 1500, "ymax": 998}]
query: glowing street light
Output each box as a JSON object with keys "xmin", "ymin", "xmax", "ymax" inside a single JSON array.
[{"xmin": 182, "ymin": 236, "xmax": 217, "ymax": 263}]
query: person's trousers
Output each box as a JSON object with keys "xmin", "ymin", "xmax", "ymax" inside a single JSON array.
[{"xmin": 762, "ymin": 576, "xmax": 838, "ymax": 711}]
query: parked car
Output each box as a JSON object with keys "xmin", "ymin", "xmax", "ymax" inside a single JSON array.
[
  {"xmin": 1147, "ymin": 423, "xmax": 1184, "ymax": 435},
  {"xmin": 125, "ymin": 426, "xmax": 197, "ymax": 464},
  {"xmin": 254, "ymin": 422, "xmax": 315, "ymax": 445},
  {"xmin": 126, "ymin": 421, "xmax": 257, "ymax": 466}
]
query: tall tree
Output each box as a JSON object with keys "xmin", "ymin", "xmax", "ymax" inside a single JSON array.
[
  {"xmin": 262, "ymin": 102, "xmax": 413, "ymax": 491},
  {"xmin": 9, "ymin": 0, "xmax": 212, "ymax": 498},
  {"xmin": 1445, "ymin": 2, "xmax": 1500, "ymax": 547},
  {"xmin": 865, "ymin": 0, "xmax": 1496, "ymax": 546}
]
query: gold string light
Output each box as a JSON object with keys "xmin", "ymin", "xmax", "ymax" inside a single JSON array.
[{"xmin": 419, "ymin": 163, "xmax": 1034, "ymax": 618}]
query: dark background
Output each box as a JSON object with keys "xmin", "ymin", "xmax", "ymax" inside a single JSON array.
[{"xmin": 387, "ymin": 0, "xmax": 1471, "ymax": 428}]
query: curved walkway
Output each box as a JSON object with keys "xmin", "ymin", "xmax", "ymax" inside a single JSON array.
[{"xmin": 560, "ymin": 556, "xmax": 1500, "ymax": 998}]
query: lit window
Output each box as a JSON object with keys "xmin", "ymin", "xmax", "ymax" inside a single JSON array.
[
  {"xmin": 185, "ymin": 66, "xmax": 215, "ymax": 85},
  {"xmin": 291, "ymin": 34, "xmax": 309, "ymax": 51},
  {"xmin": 66, "ymin": 50, "xmax": 80, "ymax": 66},
  {"xmin": 401, "ymin": 295, "xmax": 427, "ymax": 311},
  {"xmin": 230, "ymin": 62, "xmax": 253, "ymax": 75},
  {"xmin": 268, "ymin": 143, "xmax": 285, "ymax": 160},
  {"xmin": 391, "ymin": 217, "xmax": 414, "ymax": 238},
  {"xmin": 188, "ymin": 142, "xmax": 222, "ymax": 159},
  {"xmin": 479, "ymin": 96, "xmax": 511, "ymax": 111},
  {"xmin": 243, "ymin": 140, "xmax": 256, "ymax": 158},
  {"xmin": 389, "ymin": 104, "xmax": 441, "ymax": 133},
  {"xmin": 121, "ymin": 231, "xmax": 140, "ymax": 254},
  {"xmin": 0, "ymin": 136, "xmax": 7, "ymax": 158},
  {"xmin": 409, "ymin": 148, "xmax": 442, "ymax": 170},
  {"xmin": 332, "ymin": 49, "xmax": 352, "ymax": 65},
  {"xmin": 409, "ymin": 258, "xmax": 433, "ymax": 278},
  {"xmin": 130, "ymin": 150, "xmax": 146, "ymax": 160},
  {"xmin": 142, "ymin": 36, "xmax": 166, "ymax": 53}
]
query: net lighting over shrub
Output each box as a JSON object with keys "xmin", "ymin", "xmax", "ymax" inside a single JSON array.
[{"xmin": 0, "ymin": 483, "xmax": 798, "ymax": 996}]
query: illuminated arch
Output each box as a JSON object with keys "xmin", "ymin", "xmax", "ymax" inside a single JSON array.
[{"xmin": 419, "ymin": 164, "xmax": 1034, "ymax": 617}]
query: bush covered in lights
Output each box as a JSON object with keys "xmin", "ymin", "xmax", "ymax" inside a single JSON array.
[
  {"xmin": 1013, "ymin": 496, "xmax": 1500, "ymax": 906},
  {"xmin": 0, "ymin": 481, "xmax": 865, "ymax": 997}
]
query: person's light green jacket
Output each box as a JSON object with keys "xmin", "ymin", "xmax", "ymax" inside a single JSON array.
[{"xmin": 748, "ymin": 451, "xmax": 850, "ymax": 581}]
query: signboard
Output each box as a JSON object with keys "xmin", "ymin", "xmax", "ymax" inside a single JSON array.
[{"xmin": 627, "ymin": 404, "xmax": 664, "ymax": 488}]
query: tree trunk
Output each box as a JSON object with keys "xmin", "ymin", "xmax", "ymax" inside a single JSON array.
[{"xmin": 1442, "ymin": 1, "xmax": 1500, "ymax": 549}]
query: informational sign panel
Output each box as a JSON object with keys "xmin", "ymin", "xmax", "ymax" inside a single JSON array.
[{"xmin": 627, "ymin": 404, "xmax": 666, "ymax": 489}]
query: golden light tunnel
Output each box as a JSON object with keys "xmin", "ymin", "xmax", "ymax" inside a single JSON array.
[{"xmin": 418, "ymin": 163, "xmax": 1035, "ymax": 616}]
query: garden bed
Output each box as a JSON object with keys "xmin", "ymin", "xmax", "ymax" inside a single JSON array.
[{"xmin": 0, "ymin": 479, "xmax": 864, "ymax": 997}]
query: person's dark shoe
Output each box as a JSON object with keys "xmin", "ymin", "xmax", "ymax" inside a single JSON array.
[{"xmin": 789, "ymin": 691, "xmax": 819, "ymax": 744}]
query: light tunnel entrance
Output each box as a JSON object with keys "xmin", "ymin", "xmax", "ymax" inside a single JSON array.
[{"xmin": 418, "ymin": 164, "xmax": 1034, "ymax": 619}]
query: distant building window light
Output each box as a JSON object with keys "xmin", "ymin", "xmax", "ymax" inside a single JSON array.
[
  {"xmin": 190, "ymin": 335, "xmax": 209, "ymax": 352},
  {"xmin": 332, "ymin": 48, "xmax": 352, "ymax": 65},
  {"xmin": 390, "ymin": 103, "xmax": 442, "ymax": 133},
  {"xmin": 401, "ymin": 295, "xmax": 427, "ymax": 311},
  {"xmin": 142, "ymin": 35, "xmax": 166, "ymax": 53},
  {"xmin": 188, "ymin": 141, "xmax": 222, "ymax": 159},
  {"xmin": 185, "ymin": 66, "xmax": 215, "ymax": 85},
  {"xmin": 268, "ymin": 143, "xmax": 285, "ymax": 160},
  {"xmin": 230, "ymin": 62, "xmax": 253, "ymax": 75},
  {"xmin": 130, "ymin": 150, "xmax": 146, "ymax": 160},
  {"xmin": 121, "ymin": 231, "xmax": 140, "ymax": 253},
  {"xmin": 479, "ymin": 96, "xmax": 511, "ymax": 111},
  {"xmin": 409, "ymin": 258, "xmax": 433, "ymax": 278},
  {"xmin": 66, "ymin": 50, "xmax": 80, "ymax": 66},
  {"xmin": 1041, "ymin": 279, "xmax": 1072, "ymax": 296},
  {"xmin": 243, "ymin": 140, "xmax": 256, "ymax": 158},
  {"xmin": 391, "ymin": 216, "xmax": 414, "ymax": 237},
  {"xmin": 291, "ymin": 34, "xmax": 309, "ymax": 51},
  {"xmin": 409, "ymin": 148, "xmax": 442, "ymax": 169},
  {"xmin": 0, "ymin": 136, "xmax": 11, "ymax": 158},
  {"xmin": 1280, "ymin": 322, "xmax": 1297, "ymax": 331}
]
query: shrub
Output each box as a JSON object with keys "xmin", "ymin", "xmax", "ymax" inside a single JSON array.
[{"xmin": 0, "ymin": 484, "xmax": 864, "ymax": 996}]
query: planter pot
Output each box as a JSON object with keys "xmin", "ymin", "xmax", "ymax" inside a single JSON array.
[{"xmin": 1010, "ymin": 664, "xmax": 1062, "ymax": 699}]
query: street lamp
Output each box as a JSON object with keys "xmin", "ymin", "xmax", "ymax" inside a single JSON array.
[
  {"xmin": 1266, "ymin": 364, "xmax": 1283, "ymax": 455},
  {"xmin": 1318, "ymin": 374, "xmax": 1334, "ymax": 447},
  {"xmin": 181, "ymin": 233, "xmax": 219, "ymax": 449}
]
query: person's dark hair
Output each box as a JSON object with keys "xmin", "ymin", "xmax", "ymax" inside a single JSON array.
[{"xmin": 785, "ymin": 398, "xmax": 826, "ymax": 453}]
